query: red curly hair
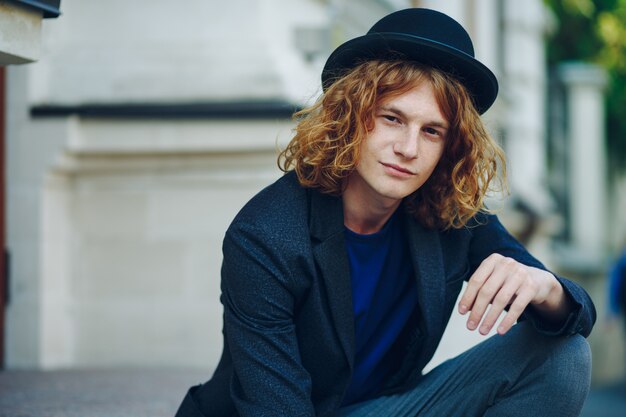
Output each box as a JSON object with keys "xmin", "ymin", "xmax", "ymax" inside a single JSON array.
[{"xmin": 278, "ymin": 60, "xmax": 506, "ymax": 230}]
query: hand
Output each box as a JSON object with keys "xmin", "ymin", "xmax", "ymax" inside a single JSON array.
[{"xmin": 458, "ymin": 253, "xmax": 565, "ymax": 336}]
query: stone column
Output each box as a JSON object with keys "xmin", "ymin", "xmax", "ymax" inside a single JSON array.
[
  {"xmin": 558, "ymin": 63, "xmax": 608, "ymax": 258},
  {"xmin": 503, "ymin": 0, "xmax": 553, "ymax": 213},
  {"xmin": 473, "ymin": 0, "xmax": 500, "ymax": 74}
]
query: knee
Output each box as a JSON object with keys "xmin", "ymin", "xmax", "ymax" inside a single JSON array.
[
  {"xmin": 550, "ymin": 334, "xmax": 591, "ymax": 381},
  {"xmin": 515, "ymin": 322, "xmax": 591, "ymax": 364},
  {"xmin": 484, "ymin": 332, "xmax": 592, "ymax": 415},
  {"xmin": 509, "ymin": 324, "xmax": 591, "ymax": 396},
  {"xmin": 553, "ymin": 333, "xmax": 591, "ymax": 362},
  {"xmin": 541, "ymin": 333, "xmax": 592, "ymax": 403}
]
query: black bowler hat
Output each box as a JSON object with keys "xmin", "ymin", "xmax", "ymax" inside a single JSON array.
[{"xmin": 321, "ymin": 8, "xmax": 498, "ymax": 114}]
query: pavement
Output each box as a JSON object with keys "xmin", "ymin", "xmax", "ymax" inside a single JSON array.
[
  {"xmin": 0, "ymin": 369, "xmax": 207, "ymax": 417},
  {"xmin": 0, "ymin": 369, "xmax": 625, "ymax": 416}
]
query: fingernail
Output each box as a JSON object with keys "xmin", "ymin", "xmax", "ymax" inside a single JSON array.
[
  {"xmin": 480, "ymin": 325, "xmax": 489, "ymax": 334},
  {"xmin": 497, "ymin": 325, "xmax": 505, "ymax": 334},
  {"xmin": 468, "ymin": 320, "xmax": 476, "ymax": 330},
  {"xmin": 459, "ymin": 304, "xmax": 467, "ymax": 314}
]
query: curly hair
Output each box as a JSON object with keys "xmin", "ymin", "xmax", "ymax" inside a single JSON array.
[{"xmin": 278, "ymin": 60, "xmax": 507, "ymax": 230}]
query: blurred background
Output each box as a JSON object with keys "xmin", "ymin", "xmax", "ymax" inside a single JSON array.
[{"xmin": 1, "ymin": 0, "xmax": 626, "ymax": 414}]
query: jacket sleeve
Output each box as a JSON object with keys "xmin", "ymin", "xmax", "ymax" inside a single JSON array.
[
  {"xmin": 220, "ymin": 221, "xmax": 316, "ymax": 417},
  {"xmin": 467, "ymin": 213, "xmax": 596, "ymax": 338}
]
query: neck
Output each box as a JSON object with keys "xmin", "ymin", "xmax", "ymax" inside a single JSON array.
[{"xmin": 342, "ymin": 190, "xmax": 401, "ymax": 235}]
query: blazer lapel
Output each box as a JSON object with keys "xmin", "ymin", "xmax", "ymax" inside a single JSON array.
[
  {"xmin": 309, "ymin": 189, "xmax": 355, "ymax": 370},
  {"xmin": 404, "ymin": 211, "xmax": 446, "ymax": 338}
]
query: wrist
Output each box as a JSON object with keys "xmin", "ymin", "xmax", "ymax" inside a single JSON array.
[{"xmin": 531, "ymin": 271, "xmax": 571, "ymax": 321}]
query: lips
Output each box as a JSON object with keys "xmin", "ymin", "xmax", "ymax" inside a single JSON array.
[{"xmin": 381, "ymin": 162, "xmax": 415, "ymax": 175}]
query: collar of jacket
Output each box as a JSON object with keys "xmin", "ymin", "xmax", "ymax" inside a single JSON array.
[{"xmin": 306, "ymin": 187, "xmax": 447, "ymax": 377}]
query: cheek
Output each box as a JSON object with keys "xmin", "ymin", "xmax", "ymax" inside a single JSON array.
[
  {"xmin": 426, "ymin": 143, "xmax": 446, "ymax": 167},
  {"xmin": 359, "ymin": 140, "xmax": 382, "ymax": 163}
]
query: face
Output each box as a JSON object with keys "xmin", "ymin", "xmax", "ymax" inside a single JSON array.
[{"xmin": 344, "ymin": 80, "xmax": 448, "ymax": 211}]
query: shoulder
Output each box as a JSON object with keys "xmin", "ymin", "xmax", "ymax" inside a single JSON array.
[
  {"xmin": 225, "ymin": 172, "xmax": 312, "ymax": 256},
  {"xmin": 231, "ymin": 171, "xmax": 309, "ymax": 230},
  {"xmin": 221, "ymin": 172, "xmax": 314, "ymax": 296},
  {"xmin": 461, "ymin": 211, "xmax": 515, "ymax": 241},
  {"xmin": 431, "ymin": 210, "xmax": 536, "ymax": 267}
]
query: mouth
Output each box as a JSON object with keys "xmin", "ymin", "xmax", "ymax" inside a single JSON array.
[{"xmin": 381, "ymin": 162, "xmax": 416, "ymax": 176}]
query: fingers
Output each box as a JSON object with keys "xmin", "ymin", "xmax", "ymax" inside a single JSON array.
[
  {"xmin": 458, "ymin": 254, "xmax": 499, "ymax": 315},
  {"xmin": 477, "ymin": 279, "xmax": 518, "ymax": 335},
  {"xmin": 466, "ymin": 269, "xmax": 506, "ymax": 333},
  {"xmin": 458, "ymin": 254, "xmax": 535, "ymax": 336},
  {"xmin": 496, "ymin": 287, "xmax": 534, "ymax": 334}
]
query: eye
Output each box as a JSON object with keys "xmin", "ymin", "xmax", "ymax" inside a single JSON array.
[
  {"xmin": 381, "ymin": 114, "xmax": 400, "ymax": 124},
  {"xmin": 423, "ymin": 126, "xmax": 443, "ymax": 137}
]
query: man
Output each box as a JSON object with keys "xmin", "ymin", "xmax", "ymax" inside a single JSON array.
[
  {"xmin": 608, "ymin": 248, "xmax": 626, "ymax": 321},
  {"xmin": 607, "ymin": 248, "xmax": 626, "ymax": 386},
  {"xmin": 176, "ymin": 8, "xmax": 595, "ymax": 417}
]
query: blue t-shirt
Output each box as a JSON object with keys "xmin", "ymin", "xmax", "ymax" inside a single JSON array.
[{"xmin": 342, "ymin": 211, "xmax": 417, "ymax": 405}]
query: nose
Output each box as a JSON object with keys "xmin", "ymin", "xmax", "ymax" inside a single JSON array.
[{"xmin": 393, "ymin": 129, "xmax": 419, "ymax": 159}]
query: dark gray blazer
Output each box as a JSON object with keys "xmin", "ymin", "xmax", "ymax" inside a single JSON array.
[{"xmin": 176, "ymin": 172, "xmax": 595, "ymax": 417}]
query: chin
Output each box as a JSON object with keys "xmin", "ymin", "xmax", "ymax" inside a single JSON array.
[{"xmin": 379, "ymin": 189, "xmax": 416, "ymax": 202}]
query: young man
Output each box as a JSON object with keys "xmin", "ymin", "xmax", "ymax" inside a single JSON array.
[{"xmin": 176, "ymin": 8, "xmax": 595, "ymax": 417}]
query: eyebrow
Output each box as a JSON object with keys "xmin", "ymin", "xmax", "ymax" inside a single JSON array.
[{"xmin": 380, "ymin": 105, "xmax": 449, "ymax": 129}]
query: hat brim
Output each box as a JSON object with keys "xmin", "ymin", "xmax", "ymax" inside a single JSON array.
[{"xmin": 321, "ymin": 32, "xmax": 498, "ymax": 114}]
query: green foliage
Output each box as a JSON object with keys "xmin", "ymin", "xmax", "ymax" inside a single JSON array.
[{"xmin": 544, "ymin": 0, "xmax": 626, "ymax": 171}]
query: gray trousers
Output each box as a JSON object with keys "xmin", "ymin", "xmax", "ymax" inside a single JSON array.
[{"xmin": 338, "ymin": 322, "xmax": 591, "ymax": 417}]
